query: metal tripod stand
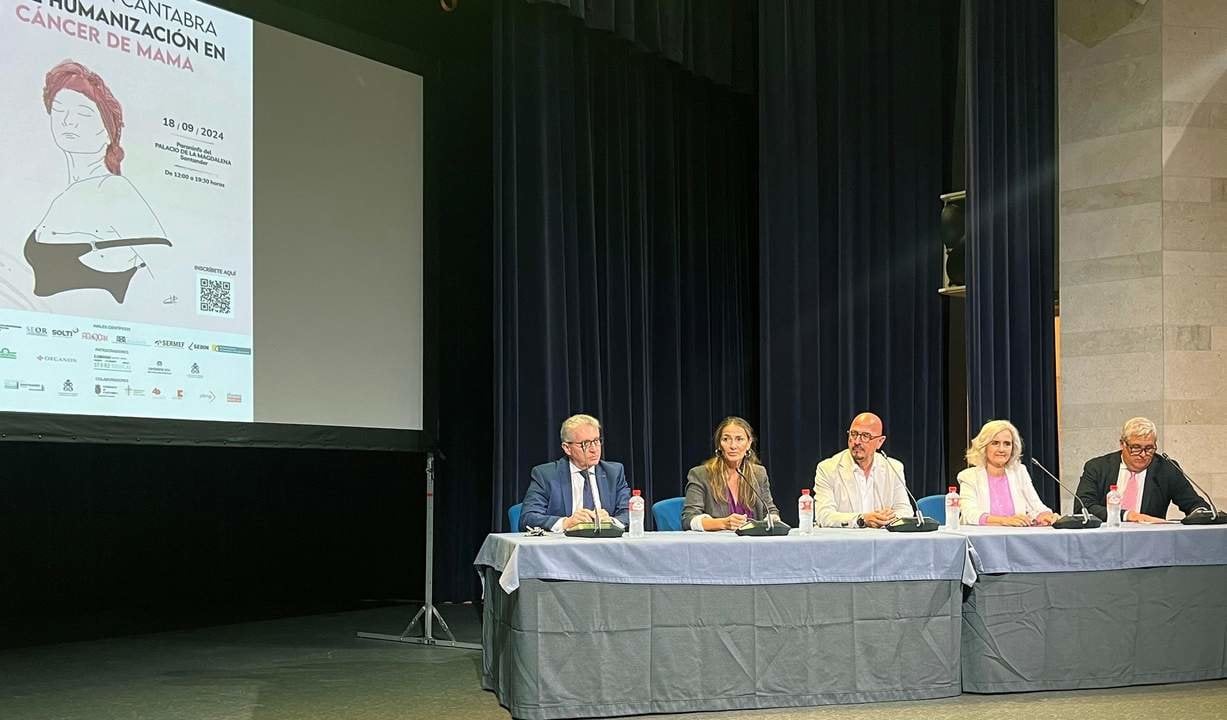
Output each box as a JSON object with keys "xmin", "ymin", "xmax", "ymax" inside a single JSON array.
[{"xmin": 357, "ymin": 451, "xmax": 480, "ymax": 650}]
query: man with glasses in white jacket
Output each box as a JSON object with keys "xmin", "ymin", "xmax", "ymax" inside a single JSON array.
[{"xmin": 812, "ymin": 412, "xmax": 914, "ymax": 528}]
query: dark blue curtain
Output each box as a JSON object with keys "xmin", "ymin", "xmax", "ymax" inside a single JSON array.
[
  {"xmin": 758, "ymin": 0, "xmax": 956, "ymax": 511},
  {"xmin": 493, "ymin": 0, "xmax": 757, "ymax": 529},
  {"xmin": 965, "ymin": 0, "xmax": 1059, "ymax": 505},
  {"xmin": 532, "ymin": 0, "xmax": 757, "ymax": 91}
]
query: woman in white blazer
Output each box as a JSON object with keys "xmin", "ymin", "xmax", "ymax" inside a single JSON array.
[{"xmin": 957, "ymin": 420, "xmax": 1057, "ymax": 526}]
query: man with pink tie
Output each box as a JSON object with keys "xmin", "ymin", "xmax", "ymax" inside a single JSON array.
[{"xmin": 1074, "ymin": 417, "xmax": 1209, "ymax": 523}]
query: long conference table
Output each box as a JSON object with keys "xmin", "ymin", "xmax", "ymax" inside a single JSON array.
[
  {"xmin": 959, "ymin": 523, "xmax": 1227, "ymax": 692},
  {"xmin": 474, "ymin": 524, "xmax": 1227, "ymax": 719}
]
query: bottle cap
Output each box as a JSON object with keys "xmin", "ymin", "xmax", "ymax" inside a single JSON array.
[
  {"xmin": 632, "ymin": 489, "xmax": 641, "ymax": 496},
  {"xmin": 948, "ymin": 486, "xmax": 957, "ymax": 493},
  {"xmin": 801, "ymin": 488, "xmax": 810, "ymax": 495},
  {"xmin": 1109, "ymin": 484, "xmax": 1117, "ymax": 491}
]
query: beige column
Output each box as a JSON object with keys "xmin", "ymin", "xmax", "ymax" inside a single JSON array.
[{"xmin": 1058, "ymin": 0, "xmax": 1227, "ymax": 514}]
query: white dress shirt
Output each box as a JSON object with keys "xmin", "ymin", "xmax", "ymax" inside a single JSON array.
[
  {"xmin": 851, "ymin": 462, "xmax": 882, "ymax": 514},
  {"xmin": 550, "ymin": 462, "xmax": 603, "ymax": 533}
]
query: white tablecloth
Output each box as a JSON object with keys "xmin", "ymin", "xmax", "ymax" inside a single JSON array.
[
  {"xmin": 474, "ymin": 529, "xmax": 974, "ymax": 593},
  {"xmin": 955, "ymin": 523, "xmax": 1227, "ymax": 575}
]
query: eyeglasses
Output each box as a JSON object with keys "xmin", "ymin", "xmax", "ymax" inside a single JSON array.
[
  {"xmin": 565, "ymin": 438, "xmax": 603, "ymax": 452},
  {"xmin": 1124, "ymin": 443, "xmax": 1157, "ymax": 456},
  {"xmin": 847, "ymin": 431, "xmax": 882, "ymax": 443}
]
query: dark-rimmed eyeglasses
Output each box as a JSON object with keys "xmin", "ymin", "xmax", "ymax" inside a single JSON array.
[
  {"xmin": 565, "ymin": 438, "xmax": 603, "ymax": 452},
  {"xmin": 1124, "ymin": 443, "xmax": 1156, "ymax": 456},
  {"xmin": 847, "ymin": 431, "xmax": 882, "ymax": 443}
]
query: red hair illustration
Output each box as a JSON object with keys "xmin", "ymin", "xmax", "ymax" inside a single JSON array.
[{"xmin": 43, "ymin": 60, "xmax": 125, "ymax": 175}]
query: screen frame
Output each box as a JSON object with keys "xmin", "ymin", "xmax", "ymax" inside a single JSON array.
[{"xmin": 0, "ymin": 0, "xmax": 441, "ymax": 452}]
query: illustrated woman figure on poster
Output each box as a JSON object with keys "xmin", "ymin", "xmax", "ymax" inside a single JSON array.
[{"xmin": 24, "ymin": 59, "xmax": 171, "ymax": 304}]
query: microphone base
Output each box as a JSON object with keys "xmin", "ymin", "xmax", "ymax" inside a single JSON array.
[
  {"xmin": 735, "ymin": 520, "xmax": 792, "ymax": 536},
  {"xmin": 1052, "ymin": 515, "xmax": 1102, "ymax": 530},
  {"xmin": 1181, "ymin": 510, "xmax": 1227, "ymax": 525},
  {"xmin": 564, "ymin": 523, "xmax": 626, "ymax": 538},
  {"xmin": 885, "ymin": 518, "xmax": 940, "ymax": 533}
]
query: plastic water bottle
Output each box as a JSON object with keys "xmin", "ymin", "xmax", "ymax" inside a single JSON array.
[
  {"xmin": 797, "ymin": 489, "xmax": 814, "ymax": 534},
  {"xmin": 944, "ymin": 486, "xmax": 961, "ymax": 530},
  {"xmin": 1106, "ymin": 484, "xmax": 1122, "ymax": 528},
  {"xmin": 628, "ymin": 489, "xmax": 645, "ymax": 537}
]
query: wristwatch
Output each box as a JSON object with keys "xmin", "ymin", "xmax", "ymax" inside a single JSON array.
[{"xmin": 856, "ymin": 514, "xmax": 867, "ymax": 528}]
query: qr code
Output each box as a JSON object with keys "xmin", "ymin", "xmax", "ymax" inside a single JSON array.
[{"xmin": 197, "ymin": 276, "xmax": 233, "ymax": 317}]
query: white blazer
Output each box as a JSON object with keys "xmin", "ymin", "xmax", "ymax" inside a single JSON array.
[
  {"xmin": 813, "ymin": 449, "xmax": 914, "ymax": 528},
  {"xmin": 957, "ymin": 464, "xmax": 1052, "ymax": 524}
]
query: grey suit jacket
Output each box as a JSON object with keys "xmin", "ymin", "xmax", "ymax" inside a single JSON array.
[{"xmin": 681, "ymin": 463, "xmax": 778, "ymax": 529}]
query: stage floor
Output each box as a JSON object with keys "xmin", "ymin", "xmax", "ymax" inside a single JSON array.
[{"xmin": 1, "ymin": 604, "xmax": 1225, "ymax": 720}]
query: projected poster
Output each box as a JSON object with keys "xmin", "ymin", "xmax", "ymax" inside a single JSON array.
[{"xmin": 0, "ymin": 0, "xmax": 253, "ymax": 420}]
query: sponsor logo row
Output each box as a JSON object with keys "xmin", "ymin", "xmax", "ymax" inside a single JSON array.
[
  {"xmin": 3, "ymin": 378, "xmax": 244, "ymax": 404},
  {"xmin": 1, "ymin": 325, "xmax": 251, "ymax": 355},
  {"xmin": 4, "ymin": 349, "xmax": 209, "ymax": 378}
]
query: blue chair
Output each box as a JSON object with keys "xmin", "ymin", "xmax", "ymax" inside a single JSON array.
[
  {"xmin": 916, "ymin": 494, "xmax": 946, "ymax": 525},
  {"xmin": 507, "ymin": 503, "xmax": 523, "ymax": 533},
  {"xmin": 652, "ymin": 496, "xmax": 685, "ymax": 531}
]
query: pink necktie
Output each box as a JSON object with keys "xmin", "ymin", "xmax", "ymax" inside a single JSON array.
[{"xmin": 1121, "ymin": 471, "xmax": 1139, "ymax": 513}]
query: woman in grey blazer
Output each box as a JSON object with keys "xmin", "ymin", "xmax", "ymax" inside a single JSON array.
[{"xmin": 682, "ymin": 416, "xmax": 780, "ymax": 531}]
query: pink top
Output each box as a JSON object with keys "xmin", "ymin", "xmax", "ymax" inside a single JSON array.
[{"xmin": 980, "ymin": 472, "xmax": 1015, "ymax": 525}]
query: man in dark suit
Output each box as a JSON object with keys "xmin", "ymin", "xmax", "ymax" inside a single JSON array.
[
  {"xmin": 1075, "ymin": 416, "xmax": 1209, "ymax": 523},
  {"xmin": 520, "ymin": 413, "xmax": 630, "ymax": 532}
]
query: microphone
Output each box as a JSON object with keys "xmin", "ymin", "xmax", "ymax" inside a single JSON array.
[
  {"xmin": 731, "ymin": 459, "xmax": 789, "ymax": 535},
  {"xmin": 733, "ymin": 458, "xmax": 775, "ymax": 523},
  {"xmin": 1156, "ymin": 452, "xmax": 1227, "ymax": 525},
  {"xmin": 878, "ymin": 450, "xmax": 939, "ymax": 533},
  {"xmin": 1029, "ymin": 457, "xmax": 1101, "ymax": 529}
]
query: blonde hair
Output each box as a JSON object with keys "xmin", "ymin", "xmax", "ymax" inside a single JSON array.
[
  {"xmin": 702, "ymin": 416, "xmax": 763, "ymax": 509},
  {"xmin": 559, "ymin": 413, "xmax": 601, "ymax": 442},
  {"xmin": 965, "ymin": 419, "xmax": 1023, "ymax": 468}
]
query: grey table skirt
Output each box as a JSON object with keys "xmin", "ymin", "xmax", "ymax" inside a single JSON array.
[
  {"xmin": 962, "ymin": 564, "xmax": 1227, "ymax": 693},
  {"xmin": 479, "ymin": 567, "xmax": 962, "ymax": 720}
]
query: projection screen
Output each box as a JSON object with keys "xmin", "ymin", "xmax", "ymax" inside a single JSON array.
[{"xmin": 0, "ymin": 0, "xmax": 430, "ymax": 449}]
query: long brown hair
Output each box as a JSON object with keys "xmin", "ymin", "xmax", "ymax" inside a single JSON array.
[{"xmin": 702, "ymin": 416, "xmax": 762, "ymax": 509}]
